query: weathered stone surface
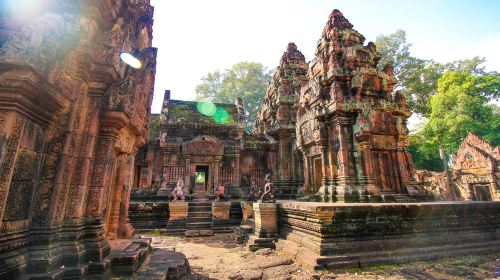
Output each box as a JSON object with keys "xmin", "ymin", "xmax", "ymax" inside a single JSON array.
[
  {"xmin": 0, "ymin": 0, "xmax": 157, "ymax": 278},
  {"xmin": 294, "ymin": 9, "xmax": 423, "ymax": 202},
  {"xmin": 417, "ymin": 133, "xmax": 499, "ymax": 201},
  {"xmin": 253, "ymin": 203, "xmax": 278, "ymax": 238},
  {"xmin": 254, "ymin": 42, "xmax": 309, "ymax": 198},
  {"xmin": 277, "ymin": 201, "xmax": 500, "ymax": 269},
  {"xmin": 134, "ymin": 91, "xmax": 247, "ymax": 198}
]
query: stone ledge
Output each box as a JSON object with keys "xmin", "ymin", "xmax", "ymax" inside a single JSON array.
[{"xmin": 277, "ymin": 201, "xmax": 500, "ymax": 269}]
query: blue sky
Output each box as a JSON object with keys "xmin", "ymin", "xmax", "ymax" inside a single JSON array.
[{"xmin": 149, "ymin": 0, "xmax": 500, "ymax": 114}]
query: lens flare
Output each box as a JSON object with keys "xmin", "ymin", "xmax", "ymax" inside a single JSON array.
[
  {"xmin": 213, "ymin": 107, "xmax": 229, "ymax": 124},
  {"xmin": 197, "ymin": 101, "xmax": 216, "ymax": 116},
  {"xmin": 119, "ymin": 52, "xmax": 142, "ymax": 69}
]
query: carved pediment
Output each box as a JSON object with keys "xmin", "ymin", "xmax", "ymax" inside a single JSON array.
[{"xmin": 184, "ymin": 135, "xmax": 223, "ymax": 156}]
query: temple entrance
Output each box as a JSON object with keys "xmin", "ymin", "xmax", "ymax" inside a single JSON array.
[
  {"xmin": 194, "ymin": 165, "xmax": 209, "ymax": 193},
  {"xmin": 313, "ymin": 157, "xmax": 323, "ymax": 192},
  {"xmin": 470, "ymin": 184, "xmax": 492, "ymax": 201},
  {"xmin": 373, "ymin": 151, "xmax": 394, "ymax": 192}
]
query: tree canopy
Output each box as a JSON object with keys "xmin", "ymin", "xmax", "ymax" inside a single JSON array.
[
  {"xmin": 376, "ymin": 30, "xmax": 499, "ymax": 171},
  {"xmin": 375, "ymin": 30, "xmax": 492, "ymax": 117},
  {"xmin": 195, "ymin": 62, "xmax": 272, "ymax": 131},
  {"xmin": 421, "ymin": 72, "xmax": 499, "ymax": 153}
]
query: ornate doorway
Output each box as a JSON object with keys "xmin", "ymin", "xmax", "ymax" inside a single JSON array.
[
  {"xmin": 194, "ymin": 165, "xmax": 209, "ymax": 193},
  {"xmin": 372, "ymin": 151, "xmax": 394, "ymax": 192}
]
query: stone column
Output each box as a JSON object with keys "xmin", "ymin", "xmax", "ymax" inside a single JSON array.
[
  {"xmin": 86, "ymin": 136, "xmax": 117, "ymax": 220},
  {"xmin": 0, "ymin": 112, "xmax": 25, "ymax": 224},
  {"xmin": 118, "ymin": 154, "xmax": 136, "ymax": 239},
  {"xmin": 212, "ymin": 201, "xmax": 231, "ymax": 231},
  {"xmin": 106, "ymin": 156, "xmax": 128, "ymax": 240},
  {"xmin": 213, "ymin": 156, "xmax": 221, "ymax": 194},
  {"xmin": 234, "ymin": 153, "xmax": 241, "ymax": 185},
  {"xmin": 391, "ymin": 150, "xmax": 402, "ymax": 193},
  {"xmin": 253, "ymin": 203, "xmax": 277, "ymax": 238},
  {"xmin": 278, "ymin": 129, "xmax": 291, "ymax": 179},
  {"xmin": 167, "ymin": 202, "xmax": 189, "ymax": 231},
  {"xmin": 302, "ymin": 154, "xmax": 310, "ymax": 194},
  {"xmin": 319, "ymin": 144, "xmax": 328, "ymax": 186},
  {"xmin": 184, "ymin": 157, "xmax": 191, "ymax": 192},
  {"xmin": 249, "ymin": 203, "xmax": 278, "ymax": 251}
]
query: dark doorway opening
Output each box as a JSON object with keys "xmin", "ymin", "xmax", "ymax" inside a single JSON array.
[
  {"xmin": 471, "ymin": 184, "xmax": 492, "ymax": 201},
  {"xmin": 194, "ymin": 165, "xmax": 209, "ymax": 193}
]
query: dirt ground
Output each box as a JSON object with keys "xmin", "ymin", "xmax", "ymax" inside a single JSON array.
[{"xmin": 135, "ymin": 232, "xmax": 499, "ymax": 280}]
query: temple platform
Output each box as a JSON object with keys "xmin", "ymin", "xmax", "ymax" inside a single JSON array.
[
  {"xmin": 276, "ymin": 201, "xmax": 500, "ymax": 269},
  {"xmin": 107, "ymin": 238, "xmax": 152, "ymax": 276},
  {"xmin": 130, "ymin": 200, "xmax": 244, "ymax": 234}
]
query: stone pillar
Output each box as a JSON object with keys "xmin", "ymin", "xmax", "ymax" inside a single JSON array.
[
  {"xmin": 248, "ymin": 203, "xmax": 277, "ymax": 251},
  {"xmin": 391, "ymin": 150, "xmax": 402, "ymax": 193},
  {"xmin": 301, "ymin": 154, "xmax": 309, "ymax": 193},
  {"xmin": 240, "ymin": 201, "xmax": 254, "ymax": 225},
  {"xmin": 359, "ymin": 141, "xmax": 376, "ymax": 194},
  {"xmin": 87, "ymin": 136, "xmax": 117, "ymax": 220},
  {"xmin": 213, "ymin": 159, "xmax": 220, "ymax": 195},
  {"xmin": 253, "ymin": 203, "xmax": 277, "ymax": 238},
  {"xmin": 336, "ymin": 124, "xmax": 350, "ymax": 182},
  {"xmin": 105, "ymin": 157, "xmax": 125, "ymax": 239},
  {"xmin": 278, "ymin": 130, "xmax": 291, "ymax": 179},
  {"xmin": 319, "ymin": 145, "xmax": 328, "ymax": 186},
  {"xmin": 118, "ymin": 154, "xmax": 136, "ymax": 239},
  {"xmin": 184, "ymin": 157, "xmax": 191, "ymax": 192},
  {"xmin": 0, "ymin": 112, "xmax": 25, "ymax": 224},
  {"xmin": 234, "ymin": 153, "xmax": 241, "ymax": 185},
  {"xmin": 167, "ymin": 202, "xmax": 189, "ymax": 231},
  {"xmin": 212, "ymin": 201, "xmax": 231, "ymax": 231}
]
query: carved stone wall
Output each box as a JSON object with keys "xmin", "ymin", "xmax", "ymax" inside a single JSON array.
[
  {"xmin": 277, "ymin": 201, "xmax": 500, "ymax": 269},
  {"xmin": 0, "ymin": 0, "xmax": 157, "ymax": 278},
  {"xmin": 135, "ymin": 90, "xmax": 246, "ymax": 198},
  {"xmin": 295, "ymin": 9, "xmax": 422, "ymax": 201},
  {"xmin": 254, "ymin": 43, "xmax": 308, "ymax": 198},
  {"xmin": 417, "ymin": 133, "xmax": 499, "ymax": 201}
]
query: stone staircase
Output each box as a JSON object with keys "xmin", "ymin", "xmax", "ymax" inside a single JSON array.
[{"xmin": 187, "ymin": 201, "xmax": 213, "ymax": 230}]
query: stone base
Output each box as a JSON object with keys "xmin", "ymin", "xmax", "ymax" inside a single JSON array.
[
  {"xmin": 253, "ymin": 203, "xmax": 278, "ymax": 238},
  {"xmin": 107, "ymin": 238, "xmax": 152, "ymax": 276},
  {"xmin": 138, "ymin": 250, "xmax": 191, "ymax": 279},
  {"xmin": 277, "ymin": 201, "xmax": 500, "ymax": 269},
  {"xmin": 248, "ymin": 235, "xmax": 276, "ymax": 252}
]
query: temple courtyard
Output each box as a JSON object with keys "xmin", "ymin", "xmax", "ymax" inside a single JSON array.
[
  {"xmin": 1, "ymin": 1, "xmax": 499, "ymax": 279},
  {"xmin": 130, "ymin": 233, "xmax": 499, "ymax": 280}
]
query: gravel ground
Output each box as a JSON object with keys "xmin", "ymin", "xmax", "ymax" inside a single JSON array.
[{"xmin": 135, "ymin": 232, "xmax": 499, "ymax": 280}]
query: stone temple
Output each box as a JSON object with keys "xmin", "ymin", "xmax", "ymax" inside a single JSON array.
[{"xmin": 0, "ymin": 2, "xmax": 499, "ymax": 279}]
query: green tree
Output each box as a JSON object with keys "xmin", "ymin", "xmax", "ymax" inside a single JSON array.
[
  {"xmin": 195, "ymin": 62, "xmax": 272, "ymax": 131},
  {"xmin": 419, "ymin": 71, "xmax": 499, "ymax": 157},
  {"xmin": 408, "ymin": 133, "xmax": 444, "ymax": 171},
  {"xmin": 375, "ymin": 30, "xmax": 491, "ymax": 116},
  {"xmin": 147, "ymin": 115, "xmax": 160, "ymax": 144}
]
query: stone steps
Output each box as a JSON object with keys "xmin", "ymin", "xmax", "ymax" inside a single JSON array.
[
  {"xmin": 187, "ymin": 216, "xmax": 212, "ymax": 223},
  {"xmin": 186, "ymin": 202, "xmax": 213, "ymax": 231}
]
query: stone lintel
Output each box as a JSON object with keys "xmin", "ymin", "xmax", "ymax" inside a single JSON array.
[
  {"xmin": 99, "ymin": 111, "xmax": 130, "ymax": 139},
  {"xmin": 0, "ymin": 65, "xmax": 67, "ymax": 127}
]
